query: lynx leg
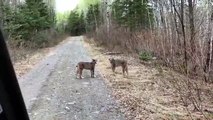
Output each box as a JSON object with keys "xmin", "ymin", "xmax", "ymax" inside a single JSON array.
[
  {"xmin": 125, "ymin": 66, "xmax": 128, "ymax": 77},
  {"xmin": 76, "ymin": 65, "xmax": 79, "ymax": 78},
  {"xmin": 79, "ymin": 69, "xmax": 83, "ymax": 79},
  {"xmin": 122, "ymin": 66, "xmax": 125, "ymax": 77},
  {"xmin": 91, "ymin": 69, "xmax": 95, "ymax": 78}
]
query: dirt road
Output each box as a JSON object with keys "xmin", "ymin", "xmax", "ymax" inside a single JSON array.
[{"xmin": 18, "ymin": 37, "xmax": 124, "ymax": 120}]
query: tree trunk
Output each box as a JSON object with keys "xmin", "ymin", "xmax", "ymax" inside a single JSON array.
[
  {"xmin": 188, "ymin": 0, "xmax": 197, "ymax": 74},
  {"xmin": 180, "ymin": 0, "xmax": 188, "ymax": 74},
  {"xmin": 173, "ymin": 0, "xmax": 188, "ymax": 74},
  {"xmin": 92, "ymin": 5, "xmax": 98, "ymax": 33},
  {"xmin": 204, "ymin": 0, "xmax": 213, "ymax": 82}
]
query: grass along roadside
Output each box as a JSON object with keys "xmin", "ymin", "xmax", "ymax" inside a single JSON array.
[
  {"xmin": 84, "ymin": 38, "xmax": 213, "ymax": 120},
  {"xmin": 11, "ymin": 47, "xmax": 54, "ymax": 78},
  {"xmin": 9, "ymin": 35, "xmax": 69, "ymax": 78}
]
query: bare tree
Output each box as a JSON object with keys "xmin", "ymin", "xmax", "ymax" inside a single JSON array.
[{"xmin": 204, "ymin": 0, "xmax": 213, "ymax": 82}]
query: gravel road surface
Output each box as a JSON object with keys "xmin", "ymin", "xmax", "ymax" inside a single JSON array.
[{"xmin": 18, "ymin": 37, "xmax": 124, "ymax": 120}]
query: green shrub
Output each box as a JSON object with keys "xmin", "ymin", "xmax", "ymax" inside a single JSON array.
[
  {"xmin": 139, "ymin": 51, "xmax": 153, "ymax": 61},
  {"xmin": 31, "ymin": 31, "xmax": 49, "ymax": 48},
  {"xmin": 1, "ymin": 0, "xmax": 56, "ymax": 48},
  {"xmin": 30, "ymin": 29, "xmax": 61, "ymax": 48}
]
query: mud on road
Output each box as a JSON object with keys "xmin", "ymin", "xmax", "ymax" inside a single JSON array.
[{"xmin": 19, "ymin": 37, "xmax": 124, "ymax": 120}]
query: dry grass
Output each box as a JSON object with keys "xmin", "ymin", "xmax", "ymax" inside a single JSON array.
[
  {"xmin": 9, "ymin": 47, "xmax": 54, "ymax": 78},
  {"xmin": 7, "ymin": 34, "xmax": 69, "ymax": 78},
  {"xmin": 84, "ymin": 38, "xmax": 213, "ymax": 120},
  {"xmin": 9, "ymin": 47, "xmax": 53, "ymax": 78}
]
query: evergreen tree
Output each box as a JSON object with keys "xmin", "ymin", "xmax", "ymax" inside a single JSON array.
[
  {"xmin": 85, "ymin": 3, "xmax": 101, "ymax": 32},
  {"xmin": 1, "ymin": 0, "xmax": 56, "ymax": 45},
  {"xmin": 67, "ymin": 10, "xmax": 86, "ymax": 36},
  {"xmin": 112, "ymin": 0, "xmax": 154, "ymax": 30}
]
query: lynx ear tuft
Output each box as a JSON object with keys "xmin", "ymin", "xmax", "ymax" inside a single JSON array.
[{"xmin": 92, "ymin": 59, "xmax": 97, "ymax": 62}]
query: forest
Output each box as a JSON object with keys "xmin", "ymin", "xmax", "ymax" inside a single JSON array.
[
  {"xmin": 66, "ymin": 0, "xmax": 213, "ymax": 83},
  {"xmin": 0, "ymin": 0, "xmax": 213, "ymax": 119}
]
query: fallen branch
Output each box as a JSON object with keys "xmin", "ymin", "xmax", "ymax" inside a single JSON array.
[{"xmin": 103, "ymin": 52, "xmax": 123, "ymax": 55}]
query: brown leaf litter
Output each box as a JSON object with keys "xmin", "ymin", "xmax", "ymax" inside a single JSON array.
[{"xmin": 84, "ymin": 38, "xmax": 213, "ymax": 120}]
